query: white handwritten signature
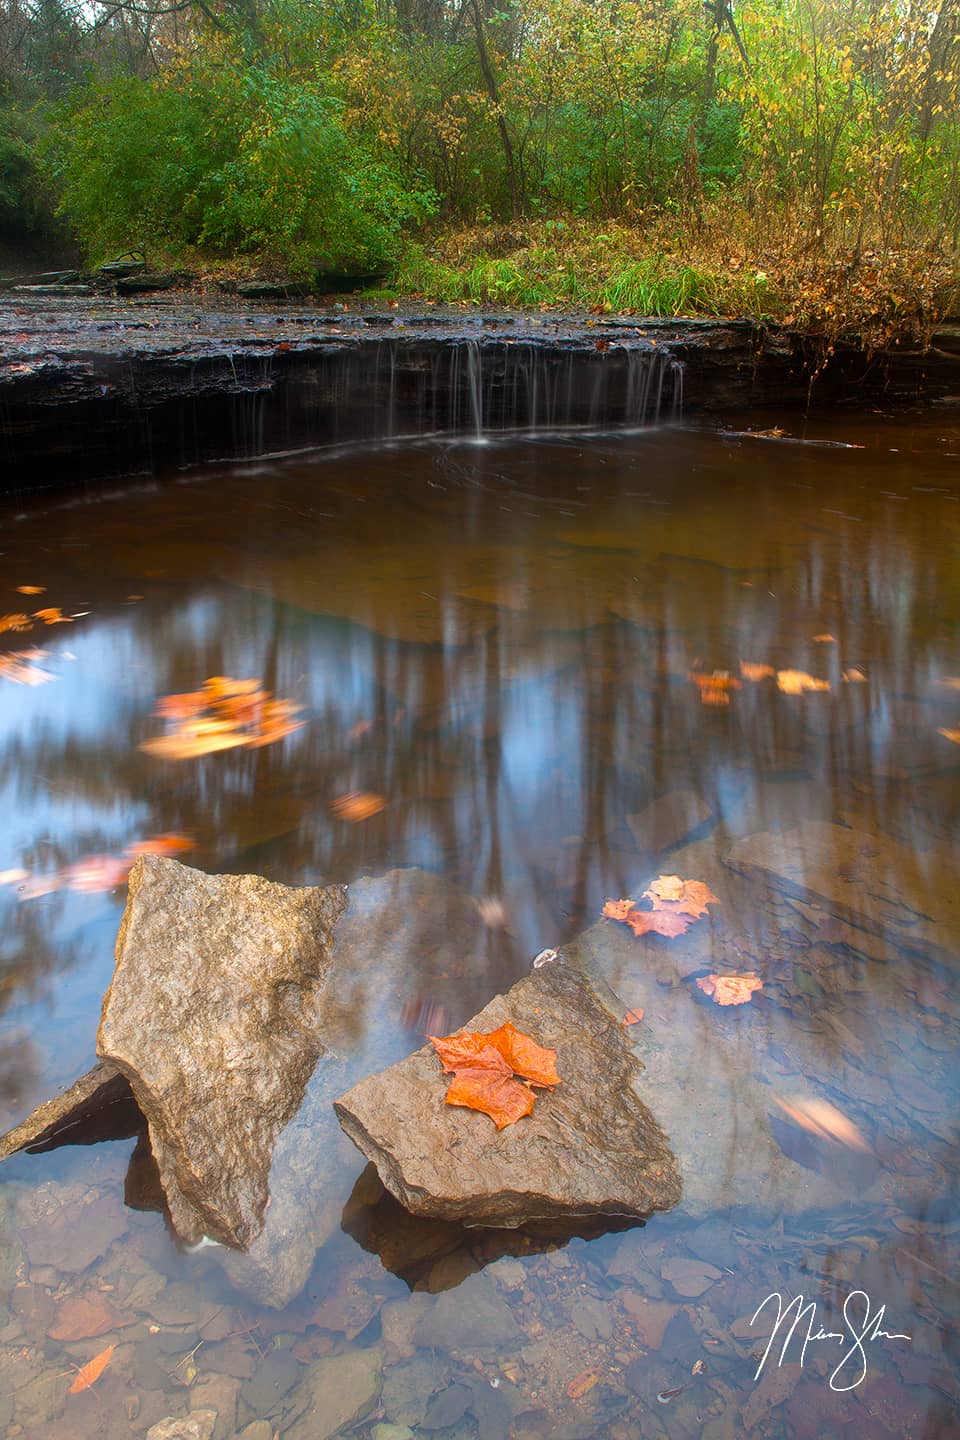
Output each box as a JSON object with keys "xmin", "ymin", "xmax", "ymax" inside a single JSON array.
[{"xmin": 751, "ymin": 1291, "xmax": 911, "ymax": 1391}]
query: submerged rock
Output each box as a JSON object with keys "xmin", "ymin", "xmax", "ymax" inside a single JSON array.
[
  {"xmin": 334, "ymin": 963, "xmax": 681, "ymax": 1228},
  {"xmin": 0, "ymin": 1061, "xmax": 139, "ymax": 1161},
  {"xmin": 726, "ymin": 819, "xmax": 960, "ymax": 961},
  {"xmin": 97, "ymin": 855, "xmax": 346, "ymax": 1248}
]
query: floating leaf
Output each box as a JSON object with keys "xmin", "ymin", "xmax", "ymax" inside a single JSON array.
[
  {"xmin": 142, "ymin": 676, "xmax": 303, "ymax": 759},
  {"xmin": 33, "ymin": 607, "xmax": 73, "ymax": 625},
  {"xmin": 0, "ymin": 868, "xmax": 28, "ymax": 886},
  {"xmin": 602, "ymin": 898, "xmax": 635, "ymax": 921},
  {"xmin": 330, "ymin": 790, "xmax": 386, "ymax": 821},
  {"xmin": 645, "ymin": 875, "xmax": 720, "ymax": 918},
  {"xmin": 0, "ymin": 652, "xmax": 54, "ymax": 685},
  {"xmin": 938, "ymin": 677, "xmax": 960, "ymax": 690},
  {"xmin": 812, "ymin": 633, "xmax": 835, "ymax": 643},
  {"xmin": 842, "ymin": 668, "xmax": 868, "ymax": 683},
  {"xmin": 68, "ymin": 1343, "xmax": 115, "ymax": 1394},
  {"xmin": 776, "ymin": 670, "xmax": 831, "ymax": 695},
  {"xmin": 15, "ymin": 585, "xmax": 45, "ymax": 595},
  {"xmin": 938, "ymin": 727, "xmax": 960, "ymax": 745},
  {"xmin": 696, "ymin": 973, "xmax": 763, "ymax": 1005},
  {"xmin": 689, "ymin": 670, "xmax": 741, "ymax": 706},
  {"xmin": 740, "ymin": 661, "xmax": 775, "ymax": 681},
  {"xmin": 125, "ymin": 833, "xmax": 195, "ymax": 858},
  {"xmin": 627, "ymin": 907, "xmax": 693, "ymax": 937},
  {"xmin": 0, "ymin": 612, "xmax": 33, "ymax": 634},
  {"xmin": 63, "ymin": 855, "xmax": 132, "ymax": 893},
  {"xmin": 772, "ymin": 1094, "xmax": 871, "ymax": 1152},
  {"xmin": 646, "ymin": 875, "xmax": 684, "ymax": 902},
  {"xmin": 622, "ymin": 1008, "xmax": 645, "ymax": 1025}
]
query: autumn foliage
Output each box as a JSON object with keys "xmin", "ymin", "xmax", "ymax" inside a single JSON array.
[
  {"xmin": 430, "ymin": 1021, "xmax": 560, "ymax": 1130},
  {"xmin": 603, "ymin": 875, "xmax": 720, "ymax": 939}
]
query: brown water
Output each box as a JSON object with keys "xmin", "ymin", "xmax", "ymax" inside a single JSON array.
[{"xmin": 0, "ymin": 412, "xmax": 958, "ymax": 1439}]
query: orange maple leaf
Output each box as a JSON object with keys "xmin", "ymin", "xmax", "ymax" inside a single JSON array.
[
  {"xmin": 33, "ymin": 607, "xmax": 73, "ymax": 625},
  {"xmin": 696, "ymin": 973, "xmax": 763, "ymax": 1005},
  {"xmin": 68, "ymin": 1343, "xmax": 115, "ymax": 1394},
  {"xmin": 689, "ymin": 671, "xmax": 741, "ymax": 707},
  {"xmin": 627, "ymin": 907, "xmax": 692, "ymax": 937},
  {"xmin": 602, "ymin": 898, "xmax": 635, "ymax": 920},
  {"xmin": 776, "ymin": 670, "xmax": 831, "ymax": 695},
  {"xmin": 0, "ymin": 613, "xmax": 33, "ymax": 634},
  {"xmin": 430, "ymin": 1022, "xmax": 560, "ymax": 1128}
]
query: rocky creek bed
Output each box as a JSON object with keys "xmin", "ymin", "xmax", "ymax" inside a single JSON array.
[{"xmin": 2, "ymin": 294, "xmax": 959, "ymax": 490}]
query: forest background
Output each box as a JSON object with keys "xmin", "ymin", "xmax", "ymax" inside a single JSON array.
[{"xmin": 1, "ymin": 0, "xmax": 958, "ymax": 338}]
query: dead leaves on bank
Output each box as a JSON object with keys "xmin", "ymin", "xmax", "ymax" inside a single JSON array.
[
  {"xmin": 430, "ymin": 1021, "xmax": 560, "ymax": 1129},
  {"xmin": 603, "ymin": 874, "xmax": 720, "ymax": 939},
  {"xmin": 141, "ymin": 676, "xmax": 303, "ymax": 759}
]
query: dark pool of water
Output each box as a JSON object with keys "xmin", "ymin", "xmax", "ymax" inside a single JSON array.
[{"xmin": 0, "ymin": 412, "xmax": 958, "ymax": 1439}]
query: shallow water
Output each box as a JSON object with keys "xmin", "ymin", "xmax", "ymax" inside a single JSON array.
[{"xmin": 0, "ymin": 411, "xmax": 958, "ymax": 1439}]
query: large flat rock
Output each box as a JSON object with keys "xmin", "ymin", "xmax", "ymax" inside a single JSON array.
[
  {"xmin": 334, "ymin": 964, "xmax": 681, "ymax": 1229},
  {"xmin": 97, "ymin": 856, "xmax": 347, "ymax": 1248},
  {"xmin": 725, "ymin": 820, "xmax": 960, "ymax": 961}
]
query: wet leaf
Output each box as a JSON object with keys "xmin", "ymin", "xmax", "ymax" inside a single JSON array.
[
  {"xmin": 776, "ymin": 670, "xmax": 831, "ymax": 694},
  {"xmin": 68, "ymin": 1343, "xmax": 115, "ymax": 1394},
  {"xmin": 772, "ymin": 1095, "xmax": 871, "ymax": 1152},
  {"xmin": 330, "ymin": 790, "xmax": 386, "ymax": 821},
  {"xmin": 627, "ymin": 907, "xmax": 693, "ymax": 937},
  {"xmin": 646, "ymin": 874, "xmax": 684, "ymax": 902},
  {"xmin": 567, "ymin": 1368, "xmax": 601, "ymax": 1398},
  {"xmin": 49, "ymin": 1292, "xmax": 131, "ymax": 1342},
  {"xmin": 696, "ymin": 973, "xmax": 763, "ymax": 1005},
  {"xmin": 622, "ymin": 1008, "xmax": 645, "ymax": 1025},
  {"xmin": 605, "ymin": 876, "xmax": 719, "ymax": 940},
  {"xmin": 938, "ymin": 727, "xmax": 960, "ymax": 745},
  {"xmin": 842, "ymin": 667, "xmax": 868, "ymax": 683},
  {"xmin": 443, "ymin": 1054, "xmax": 537, "ymax": 1129},
  {"xmin": 15, "ymin": 585, "xmax": 45, "ymax": 595},
  {"xmin": 602, "ymin": 898, "xmax": 635, "ymax": 921},
  {"xmin": 0, "ymin": 613, "xmax": 33, "ymax": 634},
  {"xmin": 740, "ymin": 661, "xmax": 775, "ymax": 681},
  {"xmin": 33, "ymin": 607, "xmax": 73, "ymax": 625},
  {"xmin": 812, "ymin": 633, "xmax": 836, "ymax": 643},
  {"xmin": 432, "ymin": 1021, "xmax": 559, "ymax": 1088},
  {"xmin": 430, "ymin": 1022, "xmax": 560, "ymax": 1128},
  {"xmin": 64, "ymin": 855, "xmax": 132, "ymax": 893},
  {"xmin": 0, "ymin": 867, "xmax": 28, "ymax": 886}
]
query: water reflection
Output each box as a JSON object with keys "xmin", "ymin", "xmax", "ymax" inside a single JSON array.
[{"xmin": 0, "ymin": 416, "xmax": 957, "ymax": 1436}]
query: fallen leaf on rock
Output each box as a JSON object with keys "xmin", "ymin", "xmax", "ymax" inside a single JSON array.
[
  {"xmin": 33, "ymin": 607, "xmax": 73, "ymax": 625},
  {"xmin": 938, "ymin": 727, "xmax": 960, "ymax": 745},
  {"xmin": 696, "ymin": 973, "xmax": 763, "ymax": 1005},
  {"xmin": 772, "ymin": 1095, "xmax": 871, "ymax": 1152},
  {"xmin": 740, "ymin": 661, "xmax": 775, "ymax": 681},
  {"xmin": 15, "ymin": 585, "xmax": 45, "ymax": 595},
  {"xmin": 433, "ymin": 1021, "xmax": 559, "ymax": 1088},
  {"xmin": 622, "ymin": 1008, "xmax": 645, "ymax": 1026},
  {"xmin": 444, "ymin": 1054, "xmax": 536, "ymax": 1129},
  {"xmin": 0, "ymin": 612, "xmax": 33, "ymax": 634},
  {"xmin": 776, "ymin": 670, "xmax": 831, "ymax": 694},
  {"xmin": 812, "ymin": 633, "xmax": 835, "ymax": 643},
  {"xmin": 567, "ymin": 1368, "xmax": 600, "ymax": 1398},
  {"xmin": 843, "ymin": 668, "xmax": 868, "ymax": 683},
  {"xmin": 430, "ymin": 1021, "xmax": 560, "ymax": 1128},
  {"xmin": 330, "ymin": 790, "xmax": 386, "ymax": 821},
  {"xmin": 68, "ymin": 1343, "xmax": 115, "ymax": 1394}
]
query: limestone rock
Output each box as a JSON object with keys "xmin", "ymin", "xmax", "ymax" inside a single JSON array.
[
  {"xmin": 334, "ymin": 963, "xmax": 681, "ymax": 1227},
  {"xmin": 97, "ymin": 855, "xmax": 346, "ymax": 1248},
  {"xmin": 725, "ymin": 820, "xmax": 960, "ymax": 961}
]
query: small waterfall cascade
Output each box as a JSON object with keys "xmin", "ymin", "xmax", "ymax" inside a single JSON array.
[{"xmin": 366, "ymin": 336, "xmax": 682, "ymax": 443}]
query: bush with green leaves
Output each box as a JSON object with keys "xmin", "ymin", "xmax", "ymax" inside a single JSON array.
[{"xmin": 43, "ymin": 58, "xmax": 436, "ymax": 274}]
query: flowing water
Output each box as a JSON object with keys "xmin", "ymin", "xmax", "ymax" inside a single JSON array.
[{"xmin": 0, "ymin": 408, "xmax": 958, "ymax": 1439}]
